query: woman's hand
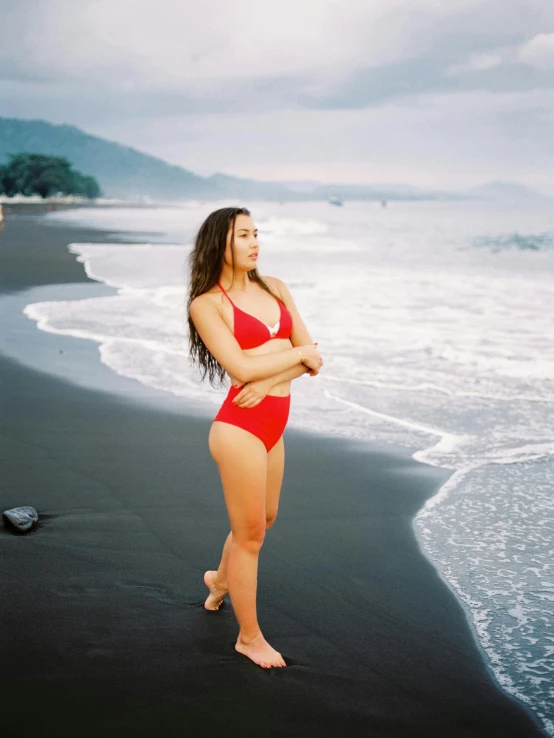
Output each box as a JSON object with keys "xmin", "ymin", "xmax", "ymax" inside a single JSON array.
[
  {"xmin": 232, "ymin": 377, "xmax": 274, "ymax": 408},
  {"xmin": 298, "ymin": 343, "xmax": 323, "ymax": 376}
]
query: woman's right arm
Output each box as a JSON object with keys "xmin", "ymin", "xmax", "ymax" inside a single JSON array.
[{"xmin": 189, "ymin": 296, "xmax": 320, "ymax": 384}]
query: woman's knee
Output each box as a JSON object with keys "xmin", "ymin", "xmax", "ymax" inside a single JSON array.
[
  {"xmin": 265, "ymin": 509, "xmax": 278, "ymax": 529},
  {"xmin": 233, "ymin": 523, "xmax": 266, "ymax": 552}
]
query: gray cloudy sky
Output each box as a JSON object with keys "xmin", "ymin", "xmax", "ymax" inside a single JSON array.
[{"xmin": 1, "ymin": 0, "xmax": 554, "ymax": 193}]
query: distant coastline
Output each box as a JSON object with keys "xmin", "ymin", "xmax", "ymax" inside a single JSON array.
[
  {"xmin": 0, "ymin": 196, "xmax": 169, "ymax": 217},
  {"xmin": 2, "ymin": 117, "xmax": 551, "ymax": 204}
]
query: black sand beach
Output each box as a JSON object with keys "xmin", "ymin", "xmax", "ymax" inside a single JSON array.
[{"xmin": 0, "ymin": 212, "xmax": 548, "ymax": 737}]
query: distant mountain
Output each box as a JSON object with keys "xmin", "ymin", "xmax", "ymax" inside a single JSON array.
[
  {"xmin": 0, "ymin": 117, "xmax": 451, "ymax": 201},
  {"xmin": 0, "ymin": 117, "xmax": 219, "ymax": 200},
  {"xmin": 0, "ymin": 117, "xmax": 298, "ymax": 201},
  {"xmin": 281, "ymin": 179, "xmax": 458, "ymax": 200},
  {"xmin": 283, "ymin": 180, "xmax": 452, "ymax": 200},
  {"xmin": 207, "ymin": 175, "xmax": 455, "ymax": 201},
  {"xmin": 308, "ymin": 182, "xmax": 459, "ymax": 201},
  {"xmin": 466, "ymin": 181, "xmax": 552, "ymax": 202},
  {"xmin": 204, "ymin": 172, "xmax": 297, "ymax": 200},
  {"xmin": 1, "ymin": 118, "xmax": 549, "ymax": 203},
  {"xmin": 281, "ymin": 179, "xmax": 323, "ymax": 193}
]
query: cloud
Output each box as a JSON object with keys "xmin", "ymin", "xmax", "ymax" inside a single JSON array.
[
  {"xmin": 3, "ymin": 0, "xmax": 487, "ymax": 83},
  {"xmin": 446, "ymin": 50, "xmax": 512, "ymax": 75},
  {"xmin": 1, "ymin": 0, "xmax": 553, "ymax": 109},
  {"xmin": 1, "ymin": 0, "xmax": 553, "ymax": 191},
  {"xmin": 517, "ymin": 32, "xmax": 554, "ymax": 69},
  {"xmin": 446, "ymin": 32, "xmax": 554, "ymax": 79},
  {"xmin": 89, "ymin": 88, "xmax": 554, "ymax": 192}
]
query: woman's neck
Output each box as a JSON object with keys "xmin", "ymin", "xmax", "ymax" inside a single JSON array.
[{"xmin": 219, "ymin": 268, "xmax": 250, "ymax": 291}]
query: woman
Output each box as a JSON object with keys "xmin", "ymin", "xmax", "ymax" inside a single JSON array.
[{"xmin": 187, "ymin": 206, "xmax": 322, "ymax": 669}]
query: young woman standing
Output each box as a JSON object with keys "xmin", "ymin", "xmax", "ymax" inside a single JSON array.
[{"xmin": 188, "ymin": 206, "xmax": 322, "ymax": 668}]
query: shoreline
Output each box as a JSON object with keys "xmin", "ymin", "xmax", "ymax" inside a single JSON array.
[{"xmin": 0, "ymin": 210, "xmax": 548, "ymax": 736}]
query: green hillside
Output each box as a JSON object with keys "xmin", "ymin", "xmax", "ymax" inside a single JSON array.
[{"xmin": 0, "ymin": 117, "xmax": 216, "ymax": 200}]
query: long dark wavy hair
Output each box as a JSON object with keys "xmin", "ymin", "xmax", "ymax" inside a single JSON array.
[{"xmin": 187, "ymin": 206, "xmax": 278, "ymax": 387}]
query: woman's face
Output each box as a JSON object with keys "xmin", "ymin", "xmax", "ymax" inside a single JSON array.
[{"xmin": 224, "ymin": 213, "xmax": 259, "ymax": 271}]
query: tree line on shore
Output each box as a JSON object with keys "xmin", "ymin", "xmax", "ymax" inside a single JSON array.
[{"xmin": 0, "ymin": 153, "xmax": 101, "ymax": 199}]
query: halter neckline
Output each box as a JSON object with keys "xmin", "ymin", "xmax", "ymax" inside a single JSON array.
[
  {"xmin": 218, "ymin": 281, "xmax": 282, "ymax": 335},
  {"xmin": 217, "ymin": 281, "xmax": 292, "ymax": 348}
]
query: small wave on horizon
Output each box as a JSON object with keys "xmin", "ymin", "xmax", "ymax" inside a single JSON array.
[{"xmin": 473, "ymin": 231, "xmax": 554, "ymax": 253}]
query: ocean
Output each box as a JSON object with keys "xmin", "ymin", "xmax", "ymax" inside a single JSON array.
[{"xmin": 24, "ymin": 198, "xmax": 554, "ymax": 735}]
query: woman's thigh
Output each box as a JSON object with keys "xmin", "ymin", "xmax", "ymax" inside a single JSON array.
[
  {"xmin": 266, "ymin": 437, "xmax": 284, "ymax": 527},
  {"xmin": 209, "ymin": 421, "xmax": 268, "ymax": 543}
]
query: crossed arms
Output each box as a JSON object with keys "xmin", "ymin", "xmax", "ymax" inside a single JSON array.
[{"xmin": 189, "ymin": 276, "xmax": 322, "ymax": 408}]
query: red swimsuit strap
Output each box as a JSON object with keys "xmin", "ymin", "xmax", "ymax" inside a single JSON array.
[
  {"xmin": 218, "ymin": 281, "xmax": 287, "ymax": 321},
  {"xmin": 218, "ymin": 282, "xmax": 235, "ymax": 306}
]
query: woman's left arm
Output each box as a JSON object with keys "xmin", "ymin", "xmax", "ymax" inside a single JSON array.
[{"xmin": 233, "ymin": 361, "xmax": 310, "ymax": 391}]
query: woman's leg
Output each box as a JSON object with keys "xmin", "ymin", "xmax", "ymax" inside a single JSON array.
[
  {"xmin": 204, "ymin": 532, "xmax": 232, "ymax": 610},
  {"xmin": 204, "ymin": 436, "xmax": 285, "ymax": 609},
  {"xmin": 208, "ymin": 421, "xmax": 286, "ymax": 668},
  {"xmin": 265, "ymin": 436, "xmax": 285, "ymax": 530}
]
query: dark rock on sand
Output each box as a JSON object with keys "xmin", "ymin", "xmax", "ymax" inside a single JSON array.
[{"xmin": 2, "ymin": 505, "xmax": 39, "ymax": 533}]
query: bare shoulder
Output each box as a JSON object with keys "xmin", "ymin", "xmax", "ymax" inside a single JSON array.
[
  {"xmin": 263, "ymin": 275, "xmax": 289, "ymax": 299},
  {"xmin": 189, "ymin": 292, "xmax": 208, "ymax": 312},
  {"xmin": 263, "ymin": 275, "xmax": 311, "ymax": 341},
  {"xmin": 189, "ymin": 290, "xmax": 221, "ymax": 317}
]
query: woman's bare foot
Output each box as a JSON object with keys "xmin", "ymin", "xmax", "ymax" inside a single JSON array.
[
  {"xmin": 235, "ymin": 632, "xmax": 286, "ymax": 668},
  {"xmin": 203, "ymin": 570, "xmax": 228, "ymax": 610}
]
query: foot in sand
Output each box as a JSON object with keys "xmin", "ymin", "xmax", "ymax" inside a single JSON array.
[
  {"xmin": 235, "ymin": 632, "xmax": 286, "ymax": 668},
  {"xmin": 203, "ymin": 570, "xmax": 228, "ymax": 610}
]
